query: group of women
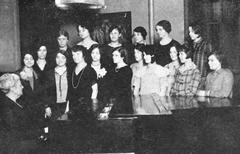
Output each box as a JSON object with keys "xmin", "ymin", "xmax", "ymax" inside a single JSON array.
[{"xmin": 0, "ymin": 20, "xmax": 234, "ymax": 124}]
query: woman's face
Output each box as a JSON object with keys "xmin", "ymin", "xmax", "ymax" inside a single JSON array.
[
  {"xmin": 37, "ymin": 46, "xmax": 47, "ymax": 59},
  {"xmin": 112, "ymin": 50, "xmax": 123, "ymax": 64},
  {"xmin": 189, "ymin": 26, "xmax": 199, "ymax": 41},
  {"xmin": 78, "ymin": 25, "xmax": 89, "ymax": 39},
  {"xmin": 143, "ymin": 52, "xmax": 152, "ymax": 64},
  {"xmin": 72, "ymin": 51, "xmax": 84, "ymax": 64},
  {"xmin": 134, "ymin": 49, "xmax": 143, "ymax": 62},
  {"xmin": 56, "ymin": 53, "xmax": 67, "ymax": 67},
  {"xmin": 12, "ymin": 77, "xmax": 23, "ymax": 97},
  {"xmin": 110, "ymin": 29, "xmax": 121, "ymax": 43},
  {"xmin": 91, "ymin": 48, "xmax": 101, "ymax": 62},
  {"xmin": 179, "ymin": 51, "xmax": 187, "ymax": 63},
  {"xmin": 155, "ymin": 25, "xmax": 167, "ymax": 38},
  {"xmin": 170, "ymin": 46, "xmax": 178, "ymax": 61},
  {"xmin": 24, "ymin": 54, "xmax": 34, "ymax": 68},
  {"xmin": 133, "ymin": 32, "xmax": 144, "ymax": 43},
  {"xmin": 57, "ymin": 35, "xmax": 68, "ymax": 48},
  {"xmin": 208, "ymin": 54, "xmax": 221, "ymax": 71}
]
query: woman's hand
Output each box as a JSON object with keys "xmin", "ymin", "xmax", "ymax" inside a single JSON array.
[{"xmin": 45, "ymin": 107, "xmax": 52, "ymax": 117}]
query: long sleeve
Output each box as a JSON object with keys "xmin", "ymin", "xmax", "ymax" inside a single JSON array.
[
  {"xmin": 185, "ymin": 69, "xmax": 201, "ymax": 96},
  {"xmin": 208, "ymin": 70, "xmax": 234, "ymax": 98}
]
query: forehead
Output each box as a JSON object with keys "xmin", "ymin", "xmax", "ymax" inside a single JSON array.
[
  {"xmin": 179, "ymin": 51, "xmax": 186, "ymax": 55},
  {"xmin": 208, "ymin": 54, "xmax": 217, "ymax": 60},
  {"xmin": 57, "ymin": 52, "xmax": 66, "ymax": 58},
  {"xmin": 170, "ymin": 46, "xmax": 177, "ymax": 51},
  {"xmin": 113, "ymin": 50, "xmax": 120, "ymax": 55},
  {"xmin": 58, "ymin": 35, "xmax": 67, "ymax": 39},
  {"xmin": 92, "ymin": 48, "xmax": 100, "ymax": 53},
  {"xmin": 156, "ymin": 25, "xmax": 164, "ymax": 30},
  {"xmin": 39, "ymin": 46, "xmax": 46, "ymax": 50},
  {"xmin": 73, "ymin": 50, "xmax": 83, "ymax": 54},
  {"xmin": 134, "ymin": 49, "xmax": 142, "ymax": 53},
  {"xmin": 111, "ymin": 28, "xmax": 119, "ymax": 33},
  {"xmin": 24, "ymin": 54, "xmax": 33, "ymax": 58}
]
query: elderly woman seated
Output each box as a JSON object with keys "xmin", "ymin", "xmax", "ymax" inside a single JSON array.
[
  {"xmin": 0, "ymin": 73, "xmax": 49, "ymax": 153},
  {"xmin": 196, "ymin": 52, "xmax": 234, "ymax": 98}
]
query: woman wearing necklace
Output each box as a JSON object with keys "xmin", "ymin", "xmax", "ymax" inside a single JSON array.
[
  {"xmin": 170, "ymin": 45, "xmax": 201, "ymax": 96},
  {"xmin": 110, "ymin": 47, "xmax": 133, "ymax": 114},
  {"xmin": 89, "ymin": 44, "xmax": 110, "ymax": 104},
  {"xmin": 68, "ymin": 45, "xmax": 98, "ymax": 120},
  {"xmin": 45, "ymin": 50, "xmax": 69, "ymax": 120}
]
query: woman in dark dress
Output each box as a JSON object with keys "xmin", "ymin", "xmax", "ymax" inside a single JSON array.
[
  {"xmin": 154, "ymin": 20, "xmax": 180, "ymax": 66},
  {"xmin": 33, "ymin": 44, "xmax": 52, "ymax": 84},
  {"xmin": 89, "ymin": 44, "xmax": 110, "ymax": 104},
  {"xmin": 110, "ymin": 47, "xmax": 133, "ymax": 114},
  {"xmin": 68, "ymin": 45, "xmax": 97, "ymax": 120},
  {"xmin": 102, "ymin": 25, "xmax": 134, "ymax": 71},
  {"xmin": 0, "ymin": 73, "xmax": 48, "ymax": 153},
  {"xmin": 19, "ymin": 53, "xmax": 47, "ymax": 120}
]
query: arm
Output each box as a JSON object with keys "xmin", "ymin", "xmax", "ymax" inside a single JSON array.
[
  {"xmin": 91, "ymin": 83, "xmax": 98, "ymax": 99},
  {"xmin": 209, "ymin": 71, "xmax": 234, "ymax": 97},
  {"xmin": 186, "ymin": 69, "xmax": 201, "ymax": 96}
]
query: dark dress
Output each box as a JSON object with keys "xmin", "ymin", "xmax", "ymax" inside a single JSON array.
[
  {"xmin": 154, "ymin": 39, "xmax": 180, "ymax": 66},
  {"xmin": 0, "ymin": 95, "xmax": 40, "ymax": 153},
  {"xmin": 101, "ymin": 43, "xmax": 134, "ymax": 70},
  {"xmin": 33, "ymin": 61, "xmax": 52, "ymax": 85},
  {"xmin": 109, "ymin": 65, "xmax": 133, "ymax": 114},
  {"xmin": 68, "ymin": 65, "xmax": 97, "ymax": 120}
]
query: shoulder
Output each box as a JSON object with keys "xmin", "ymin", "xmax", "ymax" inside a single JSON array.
[
  {"xmin": 154, "ymin": 64, "xmax": 170, "ymax": 77},
  {"xmin": 221, "ymin": 68, "xmax": 233, "ymax": 77}
]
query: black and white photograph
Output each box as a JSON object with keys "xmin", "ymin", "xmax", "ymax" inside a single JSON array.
[{"xmin": 0, "ymin": 0, "xmax": 240, "ymax": 153}]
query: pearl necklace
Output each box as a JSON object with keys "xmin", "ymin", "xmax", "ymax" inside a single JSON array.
[{"xmin": 72, "ymin": 66, "xmax": 86, "ymax": 89}]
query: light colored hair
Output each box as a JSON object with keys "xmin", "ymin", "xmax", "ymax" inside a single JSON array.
[{"xmin": 0, "ymin": 73, "xmax": 20, "ymax": 94}]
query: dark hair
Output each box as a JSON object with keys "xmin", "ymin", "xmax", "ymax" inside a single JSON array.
[
  {"xmin": 178, "ymin": 45, "xmax": 192, "ymax": 59},
  {"xmin": 209, "ymin": 51, "xmax": 228, "ymax": 68},
  {"xmin": 189, "ymin": 21, "xmax": 202, "ymax": 37},
  {"xmin": 58, "ymin": 29, "xmax": 69, "ymax": 40},
  {"xmin": 113, "ymin": 47, "xmax": 129, "ymax": 64},
  {"xmin": 134, "ymin": 43, "xmax": 145, "ymax": 52},
  {"xmin": 156, "ymin": 20, "xmax": 172, "ymax": 33},
  {"xmin": 53, "ymin": 50, "xmax": 67, "ymax": 67},
  {"xmin": 77, "ymin": 22, "xmax": 94, "ymax": 34},
  {"xmin": 89, "ymin": 44, "xmax": 104, "ymax": 63},
  {"xmin": 144, "ymin": 45, "xmax": 155, "ymax": 63},
  {"xmin": 109, "ymin": 25, "xmax": 123, "ymax": 34},
  {"xmin": 71, "ymin": 45, "xmax": 88, "ymax": 62},
  {"xmin": 133, "ymin": 26, "xmax": 147, "ymax": 40}
]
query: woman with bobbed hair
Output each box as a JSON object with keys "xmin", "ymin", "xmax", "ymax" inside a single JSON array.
[
  {"xmin": 0, "ymin": 73, "xmax": 49, "ymax": 153},
  {"xmin": 45, "ymin": 50, "xmax": 70, "ymax": 120},
  {"xmin": 154, "ymin": 20, "xmax": 180, "ymax": 66},
  {"xmin": 130, "ymin": 43, "xmax": 145, "ymax": 91},
  {"xmin": 133, "ymin": 45, "xmax": 170, "ymax": 97},
  {"xmin": 164, "ymin": 42, "xmax": 181, "ymax": 96},
  {"xmin": 170, "ymin": 45, "xmax": 201, "ymax": 96},
  {"xmin": 89, "ymin": 44, "xmax": 110, "ymax": 103},
  {"xmin": 110, "ymin": 47, "xmax": 133, "ymax": 114},
  {"xmin": 197, "ymin": 51, "xmax": 234, "ymax": 98},
  {"xmin": 133, "ymin": 26, "xmax": 147, "ymax": 45},
  {"xmin": 68, "ymin": 45, "xmax": 98, "ymax": 120}
]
